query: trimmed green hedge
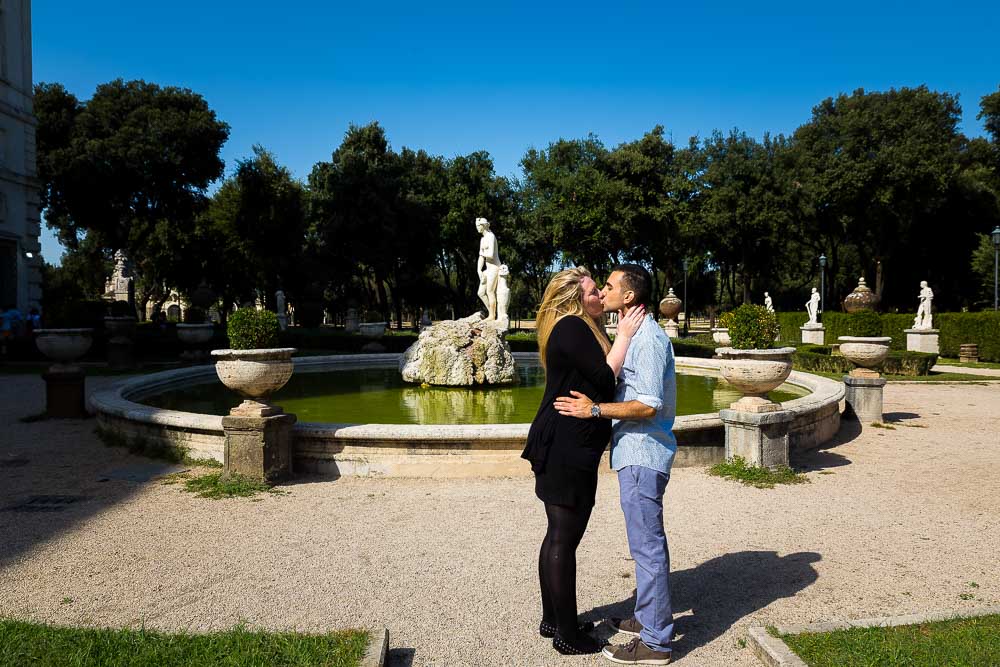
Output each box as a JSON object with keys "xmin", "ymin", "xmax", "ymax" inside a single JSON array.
[
  {"xmin": 777, "ymin": 311, "xmax": 1000, "ymax": 361},
  {"xmin": 937, "ymin": 313, "xmax": 1000, "ymax": 361},
  {"xmin": 793, "ymin": 345, "xmax": 938, "ymax": 376}
]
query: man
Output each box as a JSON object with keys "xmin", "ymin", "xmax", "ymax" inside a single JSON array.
[{"xmin": 554, "ymin": 264, "xmax": 676, "ymax": 665}]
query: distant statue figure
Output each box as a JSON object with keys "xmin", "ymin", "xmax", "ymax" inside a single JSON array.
[
  {"xmin": 496, "ymin": 264, "xmax": 511, "ymax": 327},
  {"xmin": 805, "ymin": 288, "xmax": 821, "ymax": 325},
  {"xmin": 764, "ymin": 292, "xmax": 774, "ymax": 313},
  {"xmin": 275, "ymin": 290, "xmax": 288, "ymax": 330},
  {"xmin": 475, "ymin": 217, "xmax": 501, "ymax": 320},
  {"xmin": 913, "ymin": 281, "xmax": 934, "ymax": 330}
]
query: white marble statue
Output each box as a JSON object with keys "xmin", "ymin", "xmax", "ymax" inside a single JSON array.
[
  {"xmin": 913, "ymin": 281, "xmax": 934, "ymax": 330},
  {"xmin": 806, "ymin": 288, "xmax": 821, "ymax": 325},
  {"xmin": 275, "ymin": 290, "xmax": 288, "ymax": 330},
  {"xmin": 764, "ymin": 292, "xmax": 774, "ymax": 313},
  {"xmin": 475, "ymin": 217, "xmax": 501, "ymax": 320},
  {"xmin": 496, "ymin": 264, "xmax": 511, "ymax": 327}
]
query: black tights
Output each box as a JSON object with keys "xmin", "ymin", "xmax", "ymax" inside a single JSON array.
[{"xmin": 538, "ymin": 502, "xmax": 593, "ymax": 638}]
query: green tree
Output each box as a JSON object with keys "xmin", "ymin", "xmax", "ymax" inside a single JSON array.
[
  {"xmin": 789, "ymin": 86, "xmax": 979, "ymax": 310},
  {"xmin": 34, "ymin": 79, "xmax": 230, "ymax": 315},
  {"xmin": 308, "ymin": 123, "xmax": 445, "ymax": 326},
  {"xmin": 191, "ymin": 146, "xmax": 308, "ymax": 315},
  {"xmin": 520, "ymin": 135, "xmax": 624, "ymax": 276}
]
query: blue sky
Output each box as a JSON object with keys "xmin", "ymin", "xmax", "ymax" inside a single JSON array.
[{"xmin": 33, "ymin": 1, "xmax": 1000, "ymax": 264}]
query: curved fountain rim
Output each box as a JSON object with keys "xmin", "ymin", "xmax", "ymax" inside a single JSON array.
[{"xmin": 88, "ymin": 352, "xmax": 845, "ymax": 441}]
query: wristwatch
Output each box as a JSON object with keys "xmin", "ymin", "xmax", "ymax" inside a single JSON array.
[{"xmin": 590, "ymin": 403, "xmax": 602, "ymax": 419}]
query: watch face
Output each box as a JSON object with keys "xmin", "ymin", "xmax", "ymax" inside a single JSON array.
[{"xmin": 591, "ymin": 405, "xmax": 600, "ymax": 417}]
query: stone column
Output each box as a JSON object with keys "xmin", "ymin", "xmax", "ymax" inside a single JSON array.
[
  {"xmin": 800, "ymin": 324, "xmax": 825, "ymax": 345},
  {"xmin": 719, "ymin": 408, "xmax": 794, "ymax": 469},
  {"xmin": 843, "ymin": 375, "xmax": 888, "ymax": 424},
  {"xmin": 41, "ymin": 367, "xmax": 88, "ymax": 418},
  {"xmin": 904, "ymin": 328, "xmax": 939, "ymax": 354},
  {"xmin": 221, "ymin": 412, "xmax": 296, "ymax": 483}
]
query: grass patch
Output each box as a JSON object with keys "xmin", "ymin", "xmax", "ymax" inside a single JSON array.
[
  {"xmin": 94, "ymin": 426, "xmax": 220, "ymax": 467},
  {"xmin": 179, "ymin": 472, "xmax": 287, "ymax": 500},
  {"xmin": 708, "ymin": 456, "xmax": 809, "ymax": 489},
  {"xmin": 781, "ymin": 614, "xmax": 1000, "ymax": 667},
  {"xmin": 870, "ymin": 422, "xmax": 896, "ymax": 430},
  {"xmin": 0, "ymin": 618, "xmax": 368, "ymax": 667}
]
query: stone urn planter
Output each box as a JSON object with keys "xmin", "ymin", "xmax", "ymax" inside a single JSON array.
[
  {"xmin": 711, "ymin": 327, "xmax": 731, "ymax": 346},
  {"xmin": 714, "ymin": 346, "xmax": 796, "ymax": 412},
  {"xmin": 34, "ymin": 328, "xmax": 94, "ymax": 369},
  {"xmin": 103, "ymin": 316, "xmax": 137, "ymax": 340},
  {"xmin": 34, "ymin": 328, "xmax": 95, "ymax": 418},
  {"xmin": 842, "ymin": 277, "xmax": 880, "ymax": 313},
  {"xmin": 211, "ymin": 348, "xmax": 297, "ymax": 417},
  {"xmin": 837, "ymin": 336, "xmax": 891, "ymax": 378},
  {"xmin": 177, "ymin": 323, "xmax": 215, "ymax": 345},
  {"xmin": 658, "ymin": 288, "xmax": 682, "ymax": 321}
]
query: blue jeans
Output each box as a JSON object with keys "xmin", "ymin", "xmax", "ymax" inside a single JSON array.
[{"xmin": 618, "ymin": 465, "xmax": 674, "ymax": 653}]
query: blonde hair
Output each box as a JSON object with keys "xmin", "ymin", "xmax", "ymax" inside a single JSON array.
[{"xmin": 536, "ymin": 267, "xmax": 611, "ymax": 370}]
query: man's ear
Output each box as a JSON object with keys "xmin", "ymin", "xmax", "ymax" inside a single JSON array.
[{"xmin": 622, "ymin": 290, "xmax": 635, "ymax": 307}]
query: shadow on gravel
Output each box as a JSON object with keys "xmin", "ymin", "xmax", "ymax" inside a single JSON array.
[
  {"xmin": 386, "ymin": 647, "xmax": 416, "ymax": 666},
  {"xmin": 796, "ymin": 448, "xmax": 851, "ymax": 472},
  {"xmin": 883, "ymin": 411, "xmax": 921, "ymax": 423},
  {"xmin": 584, "ymin": 550, "xmax": 821, "ymax": 659}
]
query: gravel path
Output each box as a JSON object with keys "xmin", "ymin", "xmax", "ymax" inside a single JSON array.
[{"xmin": 2, "ymin": 374, "xmax": 999, "ymax": 666}]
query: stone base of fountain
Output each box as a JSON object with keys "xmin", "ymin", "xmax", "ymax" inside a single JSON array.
[{"xmin": 400, "ymin": 313, "xmax": 516, "ymax": 386}]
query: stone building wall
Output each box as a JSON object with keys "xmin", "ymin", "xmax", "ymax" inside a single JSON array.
[{"xmin": 0, "ymin": 0, "xmax": 42, "ymax": 311}]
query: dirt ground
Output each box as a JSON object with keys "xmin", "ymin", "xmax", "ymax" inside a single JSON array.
[{"xmin": 2, "ymin": 375, "xmax": 999, "ymax": 666}]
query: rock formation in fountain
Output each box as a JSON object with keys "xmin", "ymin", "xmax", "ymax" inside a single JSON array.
[{"xmin": 400, "ymin": 313, "xmax": 516, "ymax": 386}]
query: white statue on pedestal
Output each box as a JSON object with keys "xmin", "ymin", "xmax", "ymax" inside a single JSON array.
[
  {"xmin": 764, "ymin": 292, "xmax": 774, "ymax": 313},
  {"xmin": 475, "ymin": 217, "xmax": 501, "ymax": 320},
  {"xmin": 913, "ymin": 281, "xmax": 934, "ymax": 330},
  {"xmin": 805, "ymin": 288, "xmax": 820, "ymax": 325},
  {"xmin": 496, "ymin": 264, "xmax": 511, "ymax": 328}
]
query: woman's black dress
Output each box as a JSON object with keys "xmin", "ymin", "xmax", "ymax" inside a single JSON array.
[{"xmin": 521, "ymin": 316, "xmax": 616, "ymax": 508}]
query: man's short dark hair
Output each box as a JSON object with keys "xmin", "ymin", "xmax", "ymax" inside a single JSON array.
[{"xmin": 611, "ymin": 264, "xmax": 652, "ymax": 308}]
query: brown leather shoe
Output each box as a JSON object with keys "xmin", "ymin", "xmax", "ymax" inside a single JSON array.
[
  {"xmin": 602, "ymin": 637, "xmax": 672, "ymax": 665},
  {"xmin": 609, "ymin": 616, "xmax": 643, "ymax": 637}
]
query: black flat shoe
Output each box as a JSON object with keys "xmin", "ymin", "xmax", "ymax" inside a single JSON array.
[
  {"xmin": 539, "ymin": 620, "xmax": 594, "ymax": 639},
  {"xmin": 552, "ymin": 631, "xmax": 603, "ymax": 655}
]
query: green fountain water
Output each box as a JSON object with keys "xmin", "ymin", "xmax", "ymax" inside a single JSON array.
[{"xmin": 144, "ymin": 365, "xmax": 807, "ymax": 425}]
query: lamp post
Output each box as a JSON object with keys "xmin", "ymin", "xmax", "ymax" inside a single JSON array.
[
  {"xmin": 682, "ymin": 258, "xmax": 689, "ymax": 337},
  {"xmin": 819, "ymin": 254, "xmax": 827, "ymax": 320},
  {"xmin": 992, "ymin": 227, "xmax": 1000, "ymax": 311}
]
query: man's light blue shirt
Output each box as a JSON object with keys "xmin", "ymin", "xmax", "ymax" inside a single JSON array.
[{"xmin": 610, "ymin": 314, "xmax": 677, "ymax": 473}]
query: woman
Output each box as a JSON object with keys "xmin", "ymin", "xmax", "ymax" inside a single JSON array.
[{"xmin": 521, "ymin": 267, "xmax": 645, "ymax": 655}]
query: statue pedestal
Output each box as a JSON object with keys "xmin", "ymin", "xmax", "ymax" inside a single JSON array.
[
  {"xmin": 719, "ymin": 408, "xmax": 793, "ymax": 470},
  {"xmin": 843, "ymin": 375, "xmax": 887, "ymax": 425},
  {"xmin": 42, "ymin": 368, "xmax": 88, "ymax": 418},
  {"xmin": 904, "ymin": 328, "xmax": 939, "ymax": 354},
  {"xmin": 662, "ymin": 319, "xmax": 679, "ymax": 339},
  {"xmin": 800, "ymin": 324, "xmax": 825, "ymax": 345},
  {"xmin": 222, "ymin": 412, "xmax": 296, "ymax": 483}
]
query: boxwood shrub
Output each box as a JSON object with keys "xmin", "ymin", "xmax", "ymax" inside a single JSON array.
[
  {"xmin": 728, "ymin": 304, "xmax": 781, "ymax": 350},
  {"xmin": 227, "ymin": 308, "xmax": 281, "ymax": 349},
  {"xmin": 793, "ymin": 346, "xmax": 938, "ymax": 376},
  {"xmin": 844, "ymin": 310, "xmax": 883, "ymax": 337}
]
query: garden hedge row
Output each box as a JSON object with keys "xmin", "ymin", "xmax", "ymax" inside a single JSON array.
[
  {"xmin": 793, "ymin": 345, "xmax": 938, "ymax": 376},
  {"xmin": 776, "ymin": 311, "xmax": 1000, "ymax": 362}
]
